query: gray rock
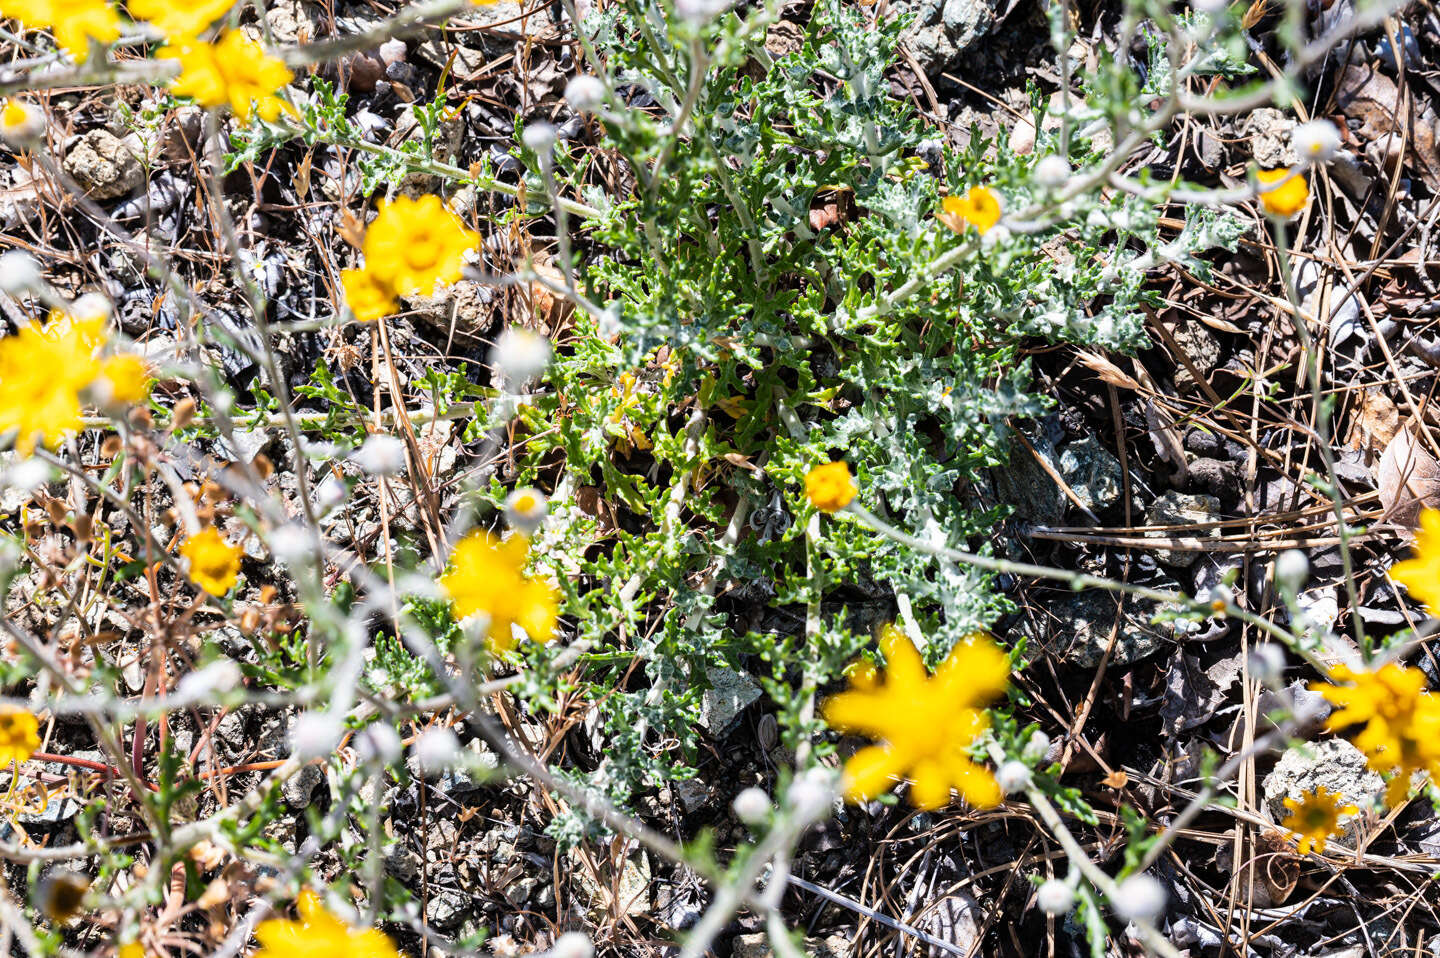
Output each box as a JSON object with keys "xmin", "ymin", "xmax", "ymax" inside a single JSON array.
[
  {"xmin": 733, "ymin": 933, "xmax": 851, "ymax": 958},
  {"xmin": 1145, "ymin": 491, "xmax": 1220, "ymax": 569},
  {"xmin": 568, "ymin": 847, "xmax": 650, "ymax": 919},
  {"xmin": 893, "ymin": 0, "xmax": 999, "ymax": 74},
  {"xmin": 425, "ymin": 889, "xmax": 470, "ymax": 930},
  {"xmin": 1189, "ymin": 457, "xmax": 1240, "ymax": 502},
  {"xmin": 414, "ymin": 0, "xmax": 546, "ymax": 68},
  {"xmin": 1256, "ymin": 682, "xmax": 1331, "ymax": 731},
  {"xmin": 1030, "ymin": 590, "xmax": 1170, "ymax": 668},
  {"xmin": 1058, "ymin": 437, "xmax": 1123, "ymax": 513},
  {"xmin": 399, "ymin": 280, "xmax": 494, "ymax": 334},
  {"xmin": 160, "ymin": 106, "xmax": 204, "ymax": 161},
  {"xmin": 63, "ymin": 130, "xmax": 144, "ymax": 200},
  {"xmin": 1262, "ymin": 738, "xmax": 1383, "ymax": 845},
  {"xmin": 265, "ymin": 0, "xmax": 320, "ymax": 44},
  {"xmin": 0, "ymin": 164, "xmax": 45, "ymax": 229},
  {"xmin": 384, "ymin": 845, "xmax": 421, "ymax": 881},
  {"xmin": 992, "ymin": 433, "xmax": 1064, "ymax": 525},
  {"xmin": 699, "ymin": 666, "xmax": 762, "ymax": 733},
  {"xmin": 16, "ymin": 796, "xmax": 82, "ymax": 826},
  {"xmin": 282, "ymin": 763, "xmax": 325, "ymax": 808},
  {"xmin": 1169, "ymin": 322, "xmax": 1221, "ymax": 390},
  {"xmin": 1239, "ymin": 108, "xmax": 1298, "ymax": 168},
  {"xmin": 674, "ymin": 778, "xmax": 711, "ymax": 813},
  {"xmin": 220, "ymin": 426, "xmax": 273, "ymax": 464},
  {"xmin": 504, "ymin": 876, "xmax": 543, "ymax": 906}
]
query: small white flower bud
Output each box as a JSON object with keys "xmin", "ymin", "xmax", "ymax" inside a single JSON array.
[
  {"xmin": 351, "ymin": 433, "xmax": 407, "ymax": 477},
  {"xmin": 1023, "ymin": 730, "xmax": 1052, "ymax": 763},
  {"xmin": 1249, "ymin": 643, "xmax": 1287, "ymax": 686},
  {"xmin": 1111, "ymin": 873, "xmax": 1167, "ymax": 924},
  {"xmin": 267, "ymin": 524, "xmax": 313, "ymax": 565},
  {"xmin": 176, "ymin": 660, "xmax": 242, "ymax": 699},
  {"xmin": 378, "ymin": 39, "xmax": 407, "ymax": 65},
  {"xmin": 549, "ymin": 932, "xmax": 594, "ymax": 958},
  {"xmin": 1197, "ymin": 584, "xmax": 1230, "ymax": 614},
  {"xmin": 289, "ymin": 711, "xmax": 345, "ymax": 761},
  {"xmin": 358, "ymin": 723, "xmax": 403, "ymax": 764},
  {"xmin": 68, "ymin": 292, "xmax": 112, "ymax": 322},
  {"xmin": 412, "ymin": 726, "xmax": 462, "ymax": 774},
  {"xmin": 0, "ymin": 250, "xmax": 43, "ymax": 296},
  {"xmin": 1275, "ymin": 549, "xmax": 1309, "ymax": 590},
  {"xmin": 564, "ymin": 75, "xmax": 608, "ymax": 113},
  {"xmin": 0, "ymin": 98, "xmax": 45, "ymax": 147},
  {"xmin": 980, "ymin": 223, "xmax": 1012, "ymax": 249},
  {"xmin": 4, "ymin": 457, "xmax": 51, "ymax": 496},
  {"xmin": 675, "ymin": 0, "xmax": 730, "ymax": 22},
  {"xmin": 1292, "ymin": 119, "xmax": 1341, "ymax": 165},
  {"xmin": 1037, "ymin": 879, "xmax": 1075, "ymax": 915},
  {"xmin": 492, "ymin": 327, "xmax": 552, "ymax": 389},
  {"xmin": 522, "ymin": 121, "xmax": 558, "ymax": 155},
  {"xmin": 504, "ymin": 487, "xmax": 548, "ymax": 535},
  {"xmin": 785, "ymin": 768, "xmax": 835, "ymax": 823},
  {"xmin": 731, "ymin": 787, "xmax": 771, "ymax": 824},
  {"xmin": 1033, "ymin": 155, "xmax": 1071, "ymax": 188},
  {"xmin": 996, "ymin": 760, "xmax": 1032, "ymax": 795}
]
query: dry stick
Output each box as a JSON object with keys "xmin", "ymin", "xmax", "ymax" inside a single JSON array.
[{"xmin": 1272, "ymin": 222, "xmax": 1370, "ymax": 653}]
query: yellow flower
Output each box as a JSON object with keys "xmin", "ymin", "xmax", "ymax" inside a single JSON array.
[
  {"xmin": 359, "ymin": 195, "xmax": 478, "ymax": 296},
  {"xmin": 340, "ymin": 267, "xmax": 397, "ymax": 322},
  {"xmin": 117, "ymin": 943, "xmax": 146, "ymax": 958},
  {"xmin": 254, "ymin": 890, "xmax": 400, "ymax": 958},
  {"xmin": 1281, "ymin": 786, "xmax": 1357, "ymax": 855},
  {"xmin": 438, "ymin": 530, "xmax": 558, "ymax": 652},
  {"xmin": 0, "ymin": 0, "xmax": 121, "ymax": 61},
  {"xmin": 128, "ymin": 0, "xmax": 234, "ymax": 39},
  {"xmin": 939, "ymin": 186, "xmax": 1002, "ymax": 234},
  {"xmin": 804, "ymin": 461, "xmax": 856, "ymax": 513},
  {"xmin": 1255, "ymin": 168, "xmax": 1308, "ymax": 218},
  {"xmin": 0, "ymin": 316, "xmax": 104, "ymax": 453},
  {"xmin": 163, "ymin": 31, "xmax": 293, "ymax": 124},
  {"xmin": 1389, "ymin": 507, "xmax": 1440, "ymax": 618},
  {"xmin": 0, "ymin": 308, "xmax": 149, "ymax": 450},
  {"xmin": 179, "ymin": 527, "xmax": 244, "ymax": 596},
  {"xmin": 0, "ymin": 98, "xmax": 44, "ymax": 145},
  {"xmin": 99, "ymin": 354, "xmax": 150, "ymax": 404},
  {"xmin": 1312, "ymin": 662, "xmax": 1440, "ymax": 804},
  {"xmin": 37, "ymin": 871, "xmax": 90, "ymax": 920},
  {"xmin": 0, "ymin": 707, "xmax": 40, "ymax": 766},
  {"xmin": 823, "ymin": 627, "xmax": 1010, "ymax": 809}
]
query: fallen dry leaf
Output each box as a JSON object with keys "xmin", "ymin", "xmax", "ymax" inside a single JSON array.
[
  {"xmin": 1375, "ymin": 418, "xmax": 1440, "ymax": 525},
  {"xmin": 1346, "ymin": 388, "xmax": 1400, "ymax": 456},
  {"xmin": 1337, "ymin": 62, "xmax": 1440, "ymax": 190}
]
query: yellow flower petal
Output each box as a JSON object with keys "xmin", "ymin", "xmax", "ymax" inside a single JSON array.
[{"xmin": 1255, "ymin": 168, "xmax": 1309, "ymax": 218}]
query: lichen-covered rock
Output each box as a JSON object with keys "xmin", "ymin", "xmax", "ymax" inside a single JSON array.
[
  {"xmin": 1262, "ymin": 738, "xmax": 1383, "ymax": 845},
  {"xmin": 1059, "ymin": 436, "xmax": 1123, "ymax": 513},
  {"xmin": 992, "ymin": 432, "xmax": 1064, "ymax": 525},
  {"xmin": 63, "ymin": 130, "xmax": 143, "ymax": 200},
  {"xmin": 1145, "ymin": 491, "xmax": 1220, "ymax": 569},
  {"xmin": 891, "ymin": 0, "xmax": 999, "ymax": 75},
  {"xmin": 1031, "ymin": 590, "xmax": 1171, "ymax": 668}
]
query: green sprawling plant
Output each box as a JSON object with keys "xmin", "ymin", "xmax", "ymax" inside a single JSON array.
[{"xmin": 436, "ymin": 0, "xmax": 1250, "ymax": 825}]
